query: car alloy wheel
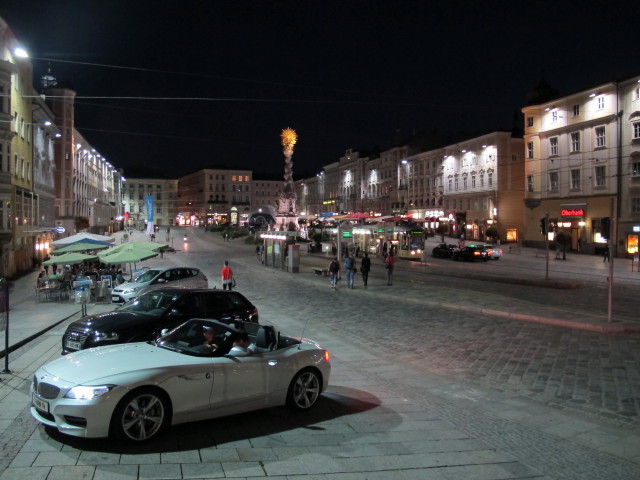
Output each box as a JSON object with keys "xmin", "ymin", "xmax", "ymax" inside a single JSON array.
[
  {"xmin": 112, "ymin": 388, "xmax": 169, "ymax": 441},
  {"xmin": 287, "ymin": 369, "xmax": 321, "ymax": 411}
]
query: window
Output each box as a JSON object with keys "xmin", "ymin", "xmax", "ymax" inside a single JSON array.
[
  {"xmin": 488, "ymin": 171, "xmax": 493, "ymax": 187},
  {"xmin": 551, "ymin": 110, "xmax": 558, "ymax": 122},
  {"xmin": 454, "ymin": 177, "xmax": 459, "ymax": 191},
  {"xmin": 480, "ymin": 172, "xmax": 484, "ymax": 187},
  {"xmin": 448, "ymin": 178, "xmax": 452, "ymax": 191},
  {"xmin": 549, "ymin": 137, "xmax": 559, "ymax": 156},
  {"xmin": 570, "ymin": 132, "xmax": 581, "ymax": 152},
  {"xmin": 471, "ymin": 175, "xmax": 476, "ymax": 188},
  {"xmin": 633, "ymin": 121, "xmax": 640, "ymax": 139},
  {"xmin": 594, "ymin": 165, "xmax": 606, "ymax": 187},
  {"xmin": 635, "ymin": 87, "xmax": 640, "ymax": 101},
  {"xmin": 549, "ymin": 172, "xmax": 559, "ymax": 191},
  {"xmin": 595, "ymin": 126, "xmax": 606, "ymax": 148},
  {"xmin": 632, "ymin": 160, "xmax": 640, "ymax": 176},
  {"xmin": 570, "ymin": 169, "xmax": 581, "ymax": 190},
  {"xmin": 463, "ymin": 176, "xmax": 468, "ymax": 190},
  {"xmin": 572, "ymin": 104, "xmax": 580, "ymax": 117},
  {"xmin": 597, "ymin": 96, "xmax": 605, "ymax": 110},
  {"xmin": 527, "ymin": 116, "xmax": 534, "ymax": 127},
  {"xmin": 527, "ymin": 175, "xmax": 534, "ymax": 192},
  {"xmin": 527, "ymin": 142, "xmax": 534, "ymax": 159},
  {"xmin": 633, "ymin": 197, "xmax": 640, "ymax": 214}
]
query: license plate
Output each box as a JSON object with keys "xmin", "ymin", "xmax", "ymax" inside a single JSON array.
[
  {"xmin": 32, "ymin": 393, "xmax": 49, "ymax": 413},
  {"xmin": 64, "ymin": 340, "xmax": 83, "ymax": 351},
  {"xmin": 111, "ymin": 296, "xmax": 120, "ymax": 303}
]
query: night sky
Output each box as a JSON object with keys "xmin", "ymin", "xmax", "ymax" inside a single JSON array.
[{"xmin": 0, "ymin": 1, "xmax": 637, "ymax": 179}]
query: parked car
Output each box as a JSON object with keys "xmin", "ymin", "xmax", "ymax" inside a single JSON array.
[
  {"xmin": 62, "ymin": 288, "xmax": 259, "ymax": 354},
  {"xmin": 33, "ymin": 319, "xmax": 331, "ymax": 442},
  {"xmin": 111, "ymin": 266, "xmax": 207, "ymax": 303},
  {"xmin": 432, "ymin": 243, "xmax": 458, "ymax": 258},
  {"xmin": 482, "ymin": 244, "xmax": 503, "ymax": 259},
  {"xmin": 452, "ymin": 246, "xmax": 488, "ymax": 261}
]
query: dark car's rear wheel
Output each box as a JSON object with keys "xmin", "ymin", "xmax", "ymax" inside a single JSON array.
[
  {"xmin": 287, "ymin": 369, "xmax": 321, "ymax": 411},
  {"xmin": 111, "ymin": 388, "xmax": 170, "ymax": 442}
]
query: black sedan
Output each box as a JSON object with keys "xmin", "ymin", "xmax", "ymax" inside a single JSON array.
[
  {"xmin": 62, "ymin": 288, "xmax": 259, "ymax": 354},
  {"xmin": 432, "ymin": 243, "xmax": 458, "ymax": 258},
  {"xmin": 452, "ymin": 246, "xmax": 489, "ymax": 261}
]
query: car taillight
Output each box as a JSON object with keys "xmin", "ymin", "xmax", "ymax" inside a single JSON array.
[
  {"xmin": 473, "ymin": 251, "xmax": 480, "ymax": 256},
  {"xmin": 203, "ymin": 275, "xmax": 208, "ymax": 281},
  {"xmin": 323, "ymin": 350, "xmax": 330, "ymax": 362}
]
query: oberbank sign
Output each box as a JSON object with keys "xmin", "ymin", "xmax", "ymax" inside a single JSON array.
[{"xmin": 560, "ymin": 208, "xmax": 585, "ymax": 217}]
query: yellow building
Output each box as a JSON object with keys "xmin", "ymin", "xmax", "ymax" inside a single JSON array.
[
  {"xmin": 0, "ymin": 17, "xmax": 36, "ymax": 275},
  {"xmin": 521, "ymin": 77, "xmax": 639, "ymax": 256}
]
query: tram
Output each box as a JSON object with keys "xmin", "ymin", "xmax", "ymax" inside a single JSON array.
[{"xmin": 376, "ymin": 222, "xmax": 425, "ymax": 259}]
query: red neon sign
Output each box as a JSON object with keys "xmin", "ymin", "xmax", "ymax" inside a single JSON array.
[{"xmin": 560, "ymin": 209, "xmax": 584, "ymax": 217}]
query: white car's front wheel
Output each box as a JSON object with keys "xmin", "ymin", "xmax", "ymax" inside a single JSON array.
[
  {"xmin": 287, "ymin": 369, "xmax": 321, "ymax": 411},
  {"xmin": 112, "ymin": 388, "xmax": 170, "ymax": 442}
]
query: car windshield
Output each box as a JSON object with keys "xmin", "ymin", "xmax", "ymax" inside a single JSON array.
[
  {"xmin": 134, "ymin": 269, "xmax": 162, "ymax": 283},
  {"xmin": 117, "ymin": 291, "xmax": 181, "ymax": 315},
  {"xmin": 156, "ymin": 319, "xmax": 238, "ymax": 357}
]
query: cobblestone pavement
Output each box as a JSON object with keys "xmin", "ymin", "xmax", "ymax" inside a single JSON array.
[{"xmin": 1, "ymin": 229, "xmax": 639, "ymax": 479}]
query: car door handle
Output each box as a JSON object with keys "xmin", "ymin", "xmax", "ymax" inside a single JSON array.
[{"xmin": 179, "ymin": 373, "xmax": 211, "ymax": 380}]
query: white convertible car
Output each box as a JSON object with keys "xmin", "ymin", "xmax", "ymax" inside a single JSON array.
[{"xmin": 31, "ymin": 319, "xmax": 331, "ymax": 442}]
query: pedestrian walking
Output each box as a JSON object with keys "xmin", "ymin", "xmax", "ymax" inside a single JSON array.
[
  {"xmin": 603, "ymin": 246, "xmax": 610, "ymax": 262},
  {"xmin": 384, "ymin": 251, "xmax": 395, "ymax": 285},
  {"xmin": 328, "ymin": 256, "xmax": 340, "ymax": 290},
  {"xmin": 256, "ymin": 245, "xmax": 261, "ymax": 260},
  {"xmin": 220, "ymin": 260, "xmax": 234, "ymax": 290},
  {"xmin": 360, "ymin": 252, "xmax": 371, "ymax": 287},
  {"xmin": 345, "ymin": 253, "xmax": 356, "ymax": 289}
]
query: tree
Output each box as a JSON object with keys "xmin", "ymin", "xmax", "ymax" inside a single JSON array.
[{"xmin": 555, "ymin": 230, "xmax": 571, "ymax": 260}]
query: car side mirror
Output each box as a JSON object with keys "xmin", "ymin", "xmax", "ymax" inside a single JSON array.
[
  {"xmin": 156, "ymin": 278, "xmax": 167, "ymax": 284},
  {"xmin": 160, "ymin": 328, "xmax": 169, "ymax": 336}
]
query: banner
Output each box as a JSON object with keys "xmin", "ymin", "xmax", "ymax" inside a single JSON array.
[{"xmin": 145, "ymin": 195, "xmax": 154, "ymax": 222}]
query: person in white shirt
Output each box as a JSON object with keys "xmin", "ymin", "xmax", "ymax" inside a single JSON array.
[{"xmin": 229, "ymin": 331, "xmax": 252, "ymax": 356}]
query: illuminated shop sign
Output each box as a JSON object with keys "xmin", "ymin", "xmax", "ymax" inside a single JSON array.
[{"xmin": 560, "ymin": 209, "xmax": 585, "ymax": 217}]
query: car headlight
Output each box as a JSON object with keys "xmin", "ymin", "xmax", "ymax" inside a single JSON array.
[
  {"xmin": 65, "ymin": 385, "xmax": 114, "ymax": 400},
  {"xmin": 122, "ymin": 286, "xmax": 142, "ymax": 295},
  {"xmin": 94, "ymin": 331, "xmax": 120, "ymax": 341}
]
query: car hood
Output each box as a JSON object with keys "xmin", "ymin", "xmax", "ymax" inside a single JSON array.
[
  {"xmin": 68, "ymin": 311, "xmax": 155, "ymax": 331},
  {"xmin": 113, "ymin": 281, "xmax": 146, "ymax": 291},
  {"xmin": 40, "ymin": 343, "xmax": 199, "ymax": 385}
]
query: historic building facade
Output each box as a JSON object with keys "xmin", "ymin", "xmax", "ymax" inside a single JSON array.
[
  {"xmin": 522, "ymin": 75, "xmax": 640, "ymax": 256},
  {"xmin": 121, "ymin": 178, "xmax": 178, "ymax": 229},
  {"xmin": 175, "ymin": 168, "xmax": 252, "ymax": 226}
]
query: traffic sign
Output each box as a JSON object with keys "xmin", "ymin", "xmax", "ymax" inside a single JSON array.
[{"xmin": 55, "ymin": 226, "xmax": 65, "ymax": 234}]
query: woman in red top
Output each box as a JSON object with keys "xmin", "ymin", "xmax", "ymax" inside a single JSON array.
[{"xmin": 220, "ymin": 261, "xmax": 233, "ymax": 290}]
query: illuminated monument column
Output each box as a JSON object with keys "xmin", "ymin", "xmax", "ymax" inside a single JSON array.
[{"xmin": 275, "ymin": 128, "xmax": 299, "ymax": 230}]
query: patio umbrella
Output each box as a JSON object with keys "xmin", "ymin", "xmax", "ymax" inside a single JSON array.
[
  {"xmin": 51, "ymin": 232, "xmax": 115, "ymax": 247},
  {"xmin": 344, "ymin": 212, "xmax": 370, "ymax": 219},
  {"xmin": 98, "ymin": 244, "xmax": 159, "ymax": 265},
  {"xmin": 52, "ymin": 241, "xmax": 111, "ymax": 255},
  {"xmin": 100, "ymin": 241, "xmax": 168, "ymax": 256},
  {"xmin": 43, "ymin": 252, "xmax": 98, "ymax": 266}
]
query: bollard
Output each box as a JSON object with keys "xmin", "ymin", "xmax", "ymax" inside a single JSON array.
[{"xmin": 0, "ymin": 278, "xmax": 11, "ymax": 374}]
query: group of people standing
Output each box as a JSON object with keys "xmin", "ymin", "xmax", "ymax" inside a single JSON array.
[{"xmin": 328, "ymin": 251, "xmax": 394, "ymax": 290}]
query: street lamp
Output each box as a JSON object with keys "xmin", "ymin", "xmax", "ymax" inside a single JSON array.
[{"xmin": 14, "ymin": 47, "xmax": 28, "ymax": 58}]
